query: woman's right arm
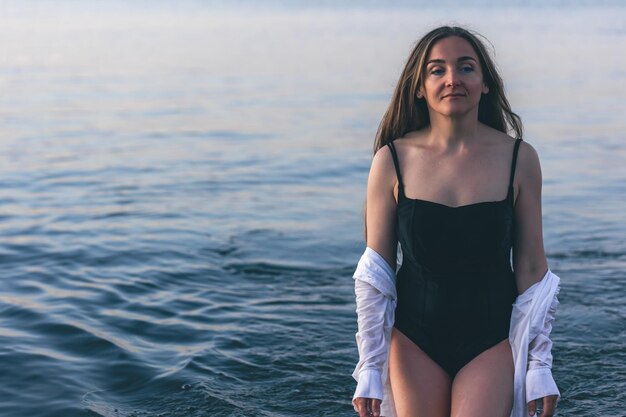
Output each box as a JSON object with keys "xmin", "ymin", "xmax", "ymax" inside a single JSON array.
[
  {"xmin": 353, "ymin": 146, "xmax": 399, "ymax": 417},
  {"xmin": 365, "ymin": 145, "xmax": 399, "ymax": 269}
]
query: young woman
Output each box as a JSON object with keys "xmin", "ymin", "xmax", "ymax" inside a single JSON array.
[{"xmin": 351, "ymin": 26, "xmax": 561, "ymax": 417}]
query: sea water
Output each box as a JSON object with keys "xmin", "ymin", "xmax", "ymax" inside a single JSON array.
[{"xmin": 0, "ymin": 1, "xmax": 624, "ymax": 416}]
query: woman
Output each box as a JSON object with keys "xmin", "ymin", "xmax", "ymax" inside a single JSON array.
[{"xmin": 351, "ymin": 26, "xmax": 561, "ymax": 417}]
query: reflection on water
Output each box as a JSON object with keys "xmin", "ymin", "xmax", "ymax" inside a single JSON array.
[{"xmin": 0, "ymin": 2, "xmax": 624, "ymax": 416}]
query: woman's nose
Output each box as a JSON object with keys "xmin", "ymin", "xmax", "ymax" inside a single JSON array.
[{"xmin": 446, "ymin": 71, "xmax": 461, "ymax": 87}]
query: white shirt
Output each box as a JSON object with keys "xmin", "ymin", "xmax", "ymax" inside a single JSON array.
[{"xmin": 351, "ymin": 246, "xmax": 560, "ymax": 417}]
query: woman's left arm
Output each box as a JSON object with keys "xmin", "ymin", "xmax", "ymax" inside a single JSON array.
[
  {"xmin": 512, "ymin": 141, "xmax": 560, "ymax": 417},
  {"xmin": 512, "ymin": 141, "xmax": 549, "ymax": 294}
]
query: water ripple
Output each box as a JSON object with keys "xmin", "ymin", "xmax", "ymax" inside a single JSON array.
[{"xmin": 0, "ymin": 5, "xmax": 624, "ymax": 417}]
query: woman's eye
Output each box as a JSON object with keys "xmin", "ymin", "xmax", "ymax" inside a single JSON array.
[
  {"xmin": 430, "ymin": 68, "xmax": 444, "ymax": 75},
  {"xmin": 461, "ymin": 66, "xmax": 474, "ymax": 73}
]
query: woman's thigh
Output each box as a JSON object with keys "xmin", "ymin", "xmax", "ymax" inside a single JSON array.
[
  {"xmin": 389, "ymin": 328, "xmax": 451, "ymax": 417},
  {"xmin": 450, "ymin": 338, "xmax": 514, "ymax": 417}
]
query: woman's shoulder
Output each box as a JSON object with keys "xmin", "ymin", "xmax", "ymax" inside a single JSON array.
[
  {"xmin": 483, "ymin": 126, "xmax": 539, "ymax": 157},
  {"xmin": 382, "ymin": 131, "xmax": 425, "ymax": 155},
  {"xmin": 372, "ymin": 130, "xmax": 418, "ymax": 156},
  {"xmin": 371, "ymin": 143, "xmax": 395, "ymax": 176},
  {"xmin": 484, "ymin": 128, "xmax": 542, "ymax": 186},
  {"xmin": 372, "ymin": 141, "xmax": 392, "ymax": 162},
  {"xmin": 481, "ymin": 124, "xmax": 516, "ymax": 145},
  {"xmin": 516, "ymin": 139, "xmax": 542, "ymax": 183},
  {"xmin": 370, "ymin": 141, "xmax": 404, "ymax": 190},
  {"xmin": 478, "ymin": 126, "xmax": 542, "ymax": 179}
]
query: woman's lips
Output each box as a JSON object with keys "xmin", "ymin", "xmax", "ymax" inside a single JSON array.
[{"xmin": 443, "ymin": 93, "xmax": 466, "ymax": 98}]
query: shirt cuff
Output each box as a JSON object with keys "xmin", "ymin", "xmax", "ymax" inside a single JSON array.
[
  {"xmin": 526, "ymin": 367, "xmax": 560, "ymax": 403},
  {"xmin": 352, "ymin": 368, "xmax": 384, "ymax": 406}
]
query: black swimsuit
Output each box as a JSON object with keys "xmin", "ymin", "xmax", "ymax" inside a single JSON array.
[{"xmin": 387, "ymin": 138, "xmax": 522, "ymax": 378}]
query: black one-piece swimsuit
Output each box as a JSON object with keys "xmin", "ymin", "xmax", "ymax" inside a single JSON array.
[{"xmin": 387, "ymin": 138, "xmax": 522, "ymax": 378}]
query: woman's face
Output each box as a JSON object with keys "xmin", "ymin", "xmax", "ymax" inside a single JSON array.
[{"xmin": 419, "ymin": 36, "xmax": 489, "ymax": 118}]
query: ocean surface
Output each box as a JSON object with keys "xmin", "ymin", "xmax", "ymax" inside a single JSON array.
[{"xmin": 0, "ymin": 2, "xmax": 624, "ymax": 416}]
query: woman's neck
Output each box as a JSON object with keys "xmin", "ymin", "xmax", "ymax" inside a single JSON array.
[{"xmin": 426, "ymin": 112, "xmax": 481, "ymax": 149}]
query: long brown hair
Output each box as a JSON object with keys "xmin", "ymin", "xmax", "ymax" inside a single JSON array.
[{"xmin": 364, "ymin": 26, "xmax": 523, "ymax": 242}]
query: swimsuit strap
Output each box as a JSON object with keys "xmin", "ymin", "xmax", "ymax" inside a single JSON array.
[
  {"xmin": 387, "ymin": 141, "xmax": 404, "ymax": 196},
  {"xmin": 508, "ymin": 138, "xmax": 523, "ymax": 191}
]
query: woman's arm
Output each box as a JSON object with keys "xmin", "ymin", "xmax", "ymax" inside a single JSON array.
[
  {"xmin": 366, "ymin": 145, "xmax": 400, "ymax": 269},
  {"xmin": 511, "ymin": 141, "xmax": 560, "ymax": 417},
  {"xmin": 512, "ymin": 141, "xmax": 549, "ymax": 294},
  {"xmin": 352, "ymin": 145, "xmax": 399, "ymax": 417}
]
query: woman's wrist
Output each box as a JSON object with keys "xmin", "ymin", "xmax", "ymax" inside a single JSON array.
[{"xmin": 526, "ymin": 367, "xmax": 560, "ymax": 402}]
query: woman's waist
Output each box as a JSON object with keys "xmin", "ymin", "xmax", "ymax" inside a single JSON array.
[
  {"xmin": 398, "ymin": 256, "xmax": 513, "ymax": 279},
  {"xmin": 394, "ymin": 266, "xmax": 517, "ymax": 335}
]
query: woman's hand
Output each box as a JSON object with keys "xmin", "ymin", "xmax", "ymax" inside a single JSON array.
[
  {"xmin": 527, "ymin": 395, "xmax": 558, "ymax": 416},
  {"xmin": 354, "ymin": 397, "xmax": 381, "ymax": 417}
]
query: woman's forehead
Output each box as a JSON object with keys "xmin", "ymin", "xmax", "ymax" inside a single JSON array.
[{"xmin": 427, "ymin": 36, "xmax": 478, "ymax": 62}]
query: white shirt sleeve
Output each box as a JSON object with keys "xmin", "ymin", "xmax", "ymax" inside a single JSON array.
[
  {"xmin": 525, "ymin": 287, "xmax": 560, "ymax": 402},
  {"xmin": 352, "ymin": 280, "xmax": 388, "ymax": 401},
  {"xmin": 510, "ymin": 269, "xmax": 561, "ymax": 416},
  {"xmin": 351, "ymin": 247, "xmax": 397, "ymax": 409}
]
